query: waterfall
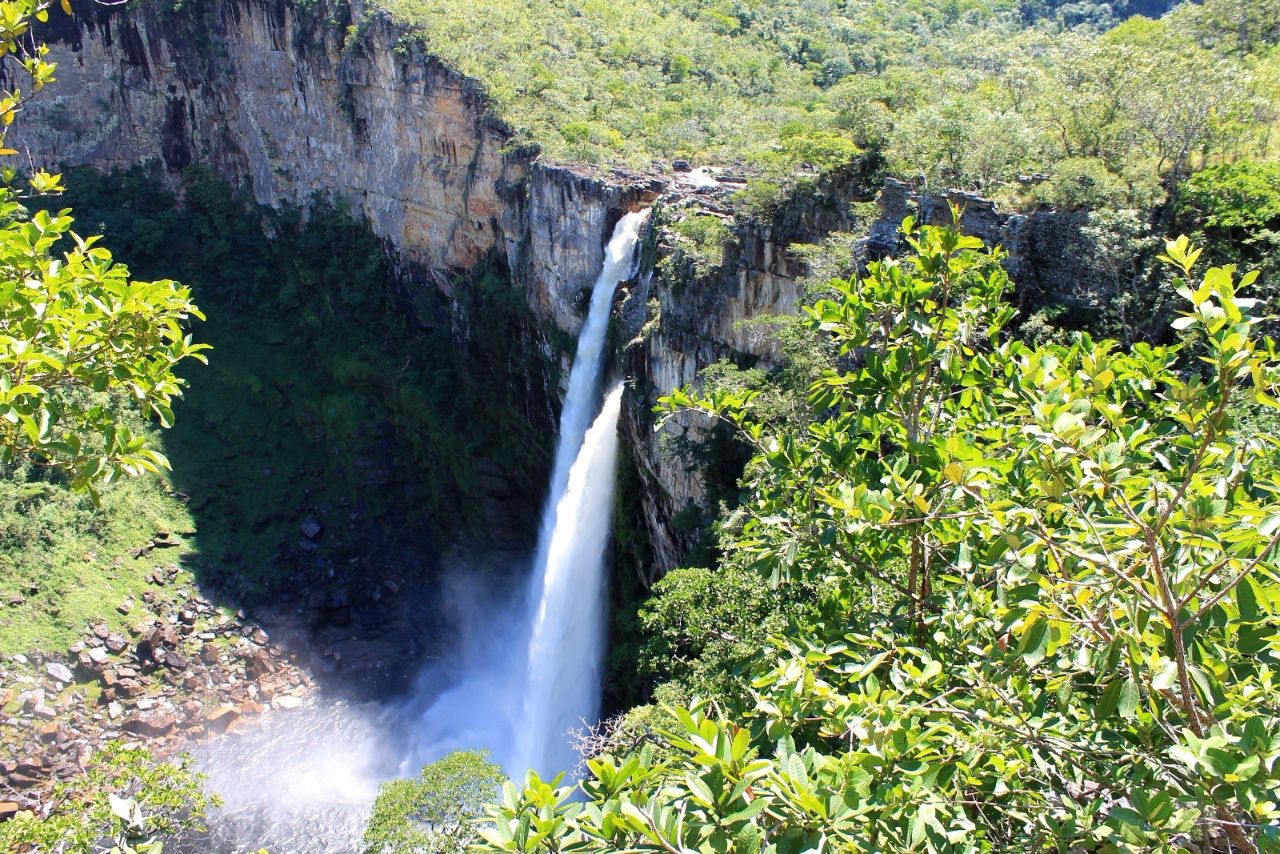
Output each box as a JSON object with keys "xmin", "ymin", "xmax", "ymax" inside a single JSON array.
[
  {"xmin": 394, "ymin": 210, "xmax": 646, "ymax": 782},
  {"xmin": 512, "ymin": 383, "xmax": 624, "ymax": 777},
  {"xmin": 512, "ymin": 210, "xmax": 647, "ymax": 777},
  {"xmin": 531, "ymin": 211, "xmax": 648, "ymax": 572},
  {"xmin": 193, "ymin": 213, "xmax": 646, "ymax": 853}
]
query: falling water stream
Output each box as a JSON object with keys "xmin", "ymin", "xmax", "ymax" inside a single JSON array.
[
  {"xmin": 513, "ymin": 382, "xmax": 624, "ymax": 777},
  {"xmin": 512, "ymin": 209, "xmax": 648, "ymax": 776},
  {"xmin": 403, "ymin": 209, "xmax": 646, "ymax": 778},
  {"xmin": 193, "ymin": 210, "xmax": 648, "ymax": 852}
]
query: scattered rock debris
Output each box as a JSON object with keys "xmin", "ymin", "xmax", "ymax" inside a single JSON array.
[{"xmin": 0, "ymin": 590, "xmax": 313, "ymax": 812}]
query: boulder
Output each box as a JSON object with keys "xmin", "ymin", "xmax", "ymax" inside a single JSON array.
[
  {"xmin": 204, "ymin": 706, "xmax": 240, "ymax": 733},
  {"xmin": 244, "ymin": 649, "xmax": 273, "ymax": 680},
  {"xmin": 44, "ymin": 662, "xmax": 73, "ymax": 684},
  {"xmin": 179, "ymin": 700, "xmax": 203, "ymax": 727},
  {"xmin": 137, "ymin": 626, "xmax": 178, "ymax": 665},
  {"xmin": 116, "ymin": 679, "xmax": 144, "ymax": 699},
  {"xmin": 122, "ymin": 710, "xmax": 176, "ymax": 738}
]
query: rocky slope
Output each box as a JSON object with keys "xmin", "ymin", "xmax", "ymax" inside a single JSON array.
[{"xmin": 0, "ymin": 563, "xmax": 313, "ymax": 815}]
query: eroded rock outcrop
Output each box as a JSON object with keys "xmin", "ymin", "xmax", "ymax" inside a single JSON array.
[{"xmin": 14, "ymin": 0, "xmax": 660, "ymax": 338}]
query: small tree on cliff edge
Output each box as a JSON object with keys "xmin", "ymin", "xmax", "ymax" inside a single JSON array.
[{"xmin": 0, "ymin": 0, "xmax": 208, "ymax": 496}]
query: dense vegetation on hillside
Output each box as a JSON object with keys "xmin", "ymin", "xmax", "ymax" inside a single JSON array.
[
  {"xmin": 484, "ymin": 223, "xmax": 1280, "ymax": 853},
  {"xmin": 375, "ymin": 0, "xmax": 1278, "ymax": 208}
]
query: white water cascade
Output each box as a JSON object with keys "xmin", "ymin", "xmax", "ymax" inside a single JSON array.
[
  {"xmin": 512, "ymin": 209, "xmax": 648, "ymax": 776},
  {"xmin": 392, "ymin": 210, "xmax": 646, "ymax": 781},
  {"xmin": 531, "ymin": 210, "xmax": 648, "ymax": 570},
  {"xmin": 513, "ymin": 382, "xmax": 624, "ymax": 776}
]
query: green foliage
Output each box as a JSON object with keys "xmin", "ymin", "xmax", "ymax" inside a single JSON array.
[
  {"xmin": 482, "ymin": 221, "xmax": 1280, "ymax": 852},
  {"xmin": 1181, "ymin": 160, "xmax": 1280, "ymax": 241},
  {"xmin": 889, "ymin": 94, "xmax": 1038, "ymax": 193},
  {"xmin": 665, "ymin": 214, "xmax": 732, "ymax": 277},
  {"xmin": 1177, "ymin": 160, "xmax": 1280, "ymax": 337},
  {"xmin": 0, "ymin": 741, "xmax": 215, "ymax": 853},
  {"xmin": 1184, "ymin": 0, "xmax": 1280, "ymax": 55},
  {"xmin": 637, "ymin": 564, "xmax": 814, "ymax": 706},
  {"xmin": 0, "ymin": 201, "xmax": 208, "ymax": 493},
  {"xmin": 0, "ymin": 1, "xmax": 206, "ymax": 494},
  {"xmin": 1076, "ymin": 206, "xmax": 1167, "ymax": 344},
  {"xmin": 0, "ymin": 441, "xmax": 191, "ymax": 653},
  {"xmin": 368, "ymin": 0, "xmax": 1269, "ymax": 207},
  {"xmin": 363, "ymin": 750, "xmax": 503, "ymax": 854},
  {"xmin": 1032, "ymin": 156, "xmax": 1129, "ymax": 210}
]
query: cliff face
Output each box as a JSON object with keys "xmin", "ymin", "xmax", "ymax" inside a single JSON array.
[
  {"xmin": 15, "ymin": 0, "xmax": 658, "ymax": 337},
  {"xmin": 26, "ymin": 1, "xmax": 508, "ymax": 271},
  {"xmin": 14, "ymin": 0, "xmax": 666, "ymax": 555},
  {"xmin": 866, "ymin": 178, "xmax": 1093, "ymax": 312},
  {"xmin": 620, "ymin": 175, "xmax": 1091, "ymax": 578},
  {"xmin": 617, "ymin": 170, "xmax": 872, "ymax": 577},
  {"xmin": 15, "ymin": 0, "xmax": 1092, "ymax": 582}
]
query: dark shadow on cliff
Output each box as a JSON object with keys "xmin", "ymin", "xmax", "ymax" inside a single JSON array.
[{"xmin": 37, "ymin": 163, "xmax": 555, "ymax": 700}]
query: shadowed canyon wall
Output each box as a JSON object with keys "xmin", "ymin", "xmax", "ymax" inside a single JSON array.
[{"xmin": 12, "ymin": 0, "xmax": 1092, "ymax": 582}]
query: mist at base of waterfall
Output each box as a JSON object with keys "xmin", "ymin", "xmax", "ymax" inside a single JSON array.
[
  {"xmin": 187, "ymin": 700, "xmax": 392, "ymax": 854},
  {"xmin": 186, "ymin": 563, "xmax": 531, "ymax": 854}
]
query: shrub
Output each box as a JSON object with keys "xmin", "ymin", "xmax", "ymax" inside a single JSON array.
[
  {"xmin": 1033, "ymin": 156, "xmax": 1129, "ymax": 210},
  {"xmin": 363, "ymin": 750, "xmax": 503, "ymax": 854}
]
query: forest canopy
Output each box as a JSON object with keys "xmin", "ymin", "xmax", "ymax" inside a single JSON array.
[{"xmin": 371, "ymin": 0, "xmax": 1280, "ymax": 208}]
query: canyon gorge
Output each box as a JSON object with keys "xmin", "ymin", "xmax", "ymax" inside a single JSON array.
[{"xmin": 0, "ymin": 0, "xmax": 1168, "ymax": 849}]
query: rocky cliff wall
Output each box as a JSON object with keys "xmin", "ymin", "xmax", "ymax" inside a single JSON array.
[
  {"xmin": 13, "ymin": 0, "xmax": 666, "ymax": 555},
  {"xmin": 14, "ymin": 0, "xmax": 660, "ymax": 338},
  {"xmin": 13, "ymin": 0, "xmax": 1092, "ymax": 582},
  {"xmin": 621, "ymin": 175, "xmax": 1091, "ymax": 578},
  {"xmin": 616, "ymin": 169, "xmax": 872, "ymax": 577}
]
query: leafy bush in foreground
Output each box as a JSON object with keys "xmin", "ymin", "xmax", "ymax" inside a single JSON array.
[
  {"xmin": 0, "ymin": 742, "xmax": 215, "ymax": 854},
  {"xmin": 480, "ymin": 221, "xmax": 1280, "ymax": 852}
]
